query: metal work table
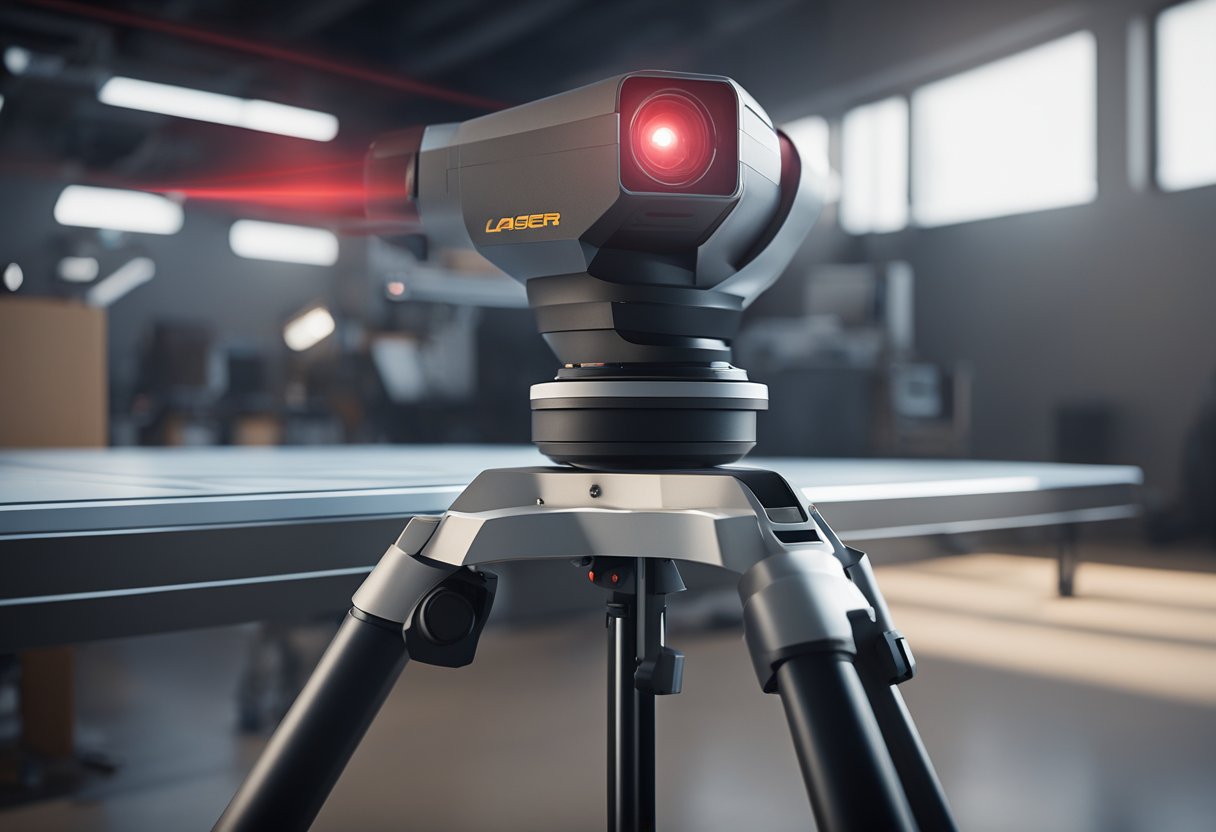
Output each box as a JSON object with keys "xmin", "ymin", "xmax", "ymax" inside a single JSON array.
[{"xmin": 0, "ymin": 446, "xmax": 1142, "ymax": 651}]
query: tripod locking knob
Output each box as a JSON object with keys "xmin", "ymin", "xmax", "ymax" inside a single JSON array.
[
  {"xmin": 418, "ymin": 589, "xmax": 476, "ymax": 646},
  {"xmin": 636, "ymin": 645, "xmax": 685, "ymax": 696},
  {"xmin": 403, "ymin": 569, "xmax": 498, "ymax": 668}
]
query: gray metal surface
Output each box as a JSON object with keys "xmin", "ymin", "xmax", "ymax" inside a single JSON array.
[
  {"xmin": 426, "ymin": 467, "xmax": 794, "ymax": 572},
  {"xmin": 0, "ymin": 445, "xmax": 1141, "ymax": 650},
  {"xmin": 529, "ymin": 380, "xmax": 769, "ymax": 400}
]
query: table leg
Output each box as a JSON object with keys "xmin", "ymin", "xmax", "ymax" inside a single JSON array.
[
  {"xmin": 1057, "ymin": 523, "xmax": 1080, "ymax": 597},
  {"xmin": 18, "ymin": 649, "xmax": 75, "ymax": 760}
]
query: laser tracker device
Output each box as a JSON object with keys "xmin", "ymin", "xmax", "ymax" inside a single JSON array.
[{"xmin": 216, "ymin": 71, "xmax": 958, "ymax": 832}]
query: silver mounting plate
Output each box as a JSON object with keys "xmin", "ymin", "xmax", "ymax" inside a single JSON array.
[{"xmin": 421, "ymin": 466, "xmax": 829, "ymax": 576}]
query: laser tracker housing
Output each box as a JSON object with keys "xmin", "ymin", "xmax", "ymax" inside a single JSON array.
[{"xmin": 367, "ymin": 70, "xmax": 822, "ymax": 468}]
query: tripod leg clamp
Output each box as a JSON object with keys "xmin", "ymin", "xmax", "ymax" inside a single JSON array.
[
  {"xmin": 809, "ymin": 507, "xmax": 919, "ymax": 688},
  {"xmin": 841, "ymin": 556, "xmax": 918, "ymax": 686},
  {"xmin": 738, "ymin": 549, "xmax": 874, "ymax": 693},
  {"xmin": 352, "ymin": 516, "xmax": 457, "ymax": 625},
  {"xmin": 352, "ymin": 515, "xmax": 498, "ymax": 668}
]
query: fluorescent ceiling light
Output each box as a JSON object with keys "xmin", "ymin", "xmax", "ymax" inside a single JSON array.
[
  {"xmin": 98, "ymin": 76, "xmax": 338, "ymax": 142},
  {"xmin": 3, "ymin": 46, "xmax": 30, "ymax": 76},
  {"xmin": 229, "ymin": 220, "xmax": 339, "ymax": 266},
  {"xmin": 54, "ymin": 185, "xmax": 184, "ymax": 235},
  {"xmin": 284, "ymin": 306, "xmax": 336, "ymax": 351},
  {"xmin": 0, "ymin": 92, "xmax": 5, "ymax": 114},
  {"xmin": 3, "ymin": 263, "xmax": 23, "ymax": 292},
  {"xmin": 57, "ymin": 256, "xmax": 100, "ymax": 283},
  {"xmin": 86, "ymin": 257, "xmax": 156, "ymax": 307}
]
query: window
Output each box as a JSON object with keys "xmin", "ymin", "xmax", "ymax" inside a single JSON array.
[
  {"xmin": 840, "ymin": 97, "xmax": 908, "ymax": 234},
  {"xmin": 782, "ymin": 115, "xmax": 839, "ymax": 203},
  {"xmin": 911, "ymin": 31, "xmax": 1096, "ymax": 227},
  {"xmin": 1157, "ymin": 0, "xmax": 1216, "ymax": 191}
]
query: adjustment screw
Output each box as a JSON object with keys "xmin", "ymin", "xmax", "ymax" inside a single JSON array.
[{"xmin": 589, "ymin": 484, "xmax": 602, "ymax": 498}]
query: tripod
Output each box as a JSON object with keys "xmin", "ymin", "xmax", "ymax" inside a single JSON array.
[{"xmin": 214, "ymin": 465, "xmax": 957, "ymax": 832}]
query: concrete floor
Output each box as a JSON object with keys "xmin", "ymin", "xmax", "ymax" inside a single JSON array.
[{"xmin": 3, "ymin": 545, "xmax": 1215, "ymax": 831}]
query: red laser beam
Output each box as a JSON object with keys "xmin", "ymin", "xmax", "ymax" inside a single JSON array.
[
  {"xmin": 159, "ymin": 159, "xmax": 366, "ymax": 190},
  {"xmin": 2, "ymin": 154, "xmax": 419, "ymax": 228},
  {"xmin": 17, "ymin": 0, "xmax": 507, "ymax": 111},
  {"xmin": 143, "ymin": 162, "xmax": 410, "ymax": 218},
  {"xmin": 163, "ymin": 186, "xmax": 369, "ymax": 203},
  {"xmin": 146, "ymin": 180, "xmax": 365, "ymax": 213}
]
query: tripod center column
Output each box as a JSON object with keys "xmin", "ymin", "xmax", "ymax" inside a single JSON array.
[{"xmin": 594, "ymin": 556, "xmax": 685, "ymax": 832}]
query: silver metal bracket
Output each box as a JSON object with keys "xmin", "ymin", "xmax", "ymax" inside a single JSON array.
[
  {"xmin": 350, "ymin": 466, "xmax": 898, "ymax": 691},
  {"xmin": 352, "ymin": 515, "xmax": 455, "ymax": 624}
]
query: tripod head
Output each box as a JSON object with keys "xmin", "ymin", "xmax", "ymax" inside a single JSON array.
[{"xmin": 367, "ymin": 71, "xmax": 822, "ymax": 468}]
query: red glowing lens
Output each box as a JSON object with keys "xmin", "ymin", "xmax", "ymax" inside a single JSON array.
[{"xmin": 629, "ymin": 91, "xmax": 716, "ymax": 187}]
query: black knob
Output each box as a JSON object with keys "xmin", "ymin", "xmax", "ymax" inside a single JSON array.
[
  {"xmin": 635, "ymin": 645, "xmax": 685, "ymax": 695},
  {"xmin": 418, "ymin": 589, "xmax": 476, "ymax": 646}
]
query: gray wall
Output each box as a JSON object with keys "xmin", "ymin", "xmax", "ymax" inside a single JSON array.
[{"xmin": 725, "ymin": 0, "xmax": 1216, "ymax": 496}]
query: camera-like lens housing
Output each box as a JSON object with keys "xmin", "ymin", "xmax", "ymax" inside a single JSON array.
[
  {"xmin": 618, "ymin": 76, "xmax": 739, "ymax": 196},
  {"xmin": 629, "ymin": 91, "xmax": 716, "ymax": 187}
]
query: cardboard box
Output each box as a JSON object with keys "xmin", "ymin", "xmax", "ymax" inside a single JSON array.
[
  {"xmin": 0, "ymin": 296, "xmax": 107, "ymax": 448},
  {"xmin": 0, "ymin": 296, "xmax": 107, "ymax": 760}
]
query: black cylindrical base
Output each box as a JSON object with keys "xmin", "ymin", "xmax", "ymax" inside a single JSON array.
[
  {"xmin": 531, "ymin": 370, "xmax": 767, "ymax": 469},
  {"xmin": 776, "ymin": 652, "xmax": 916, "ymax": 832},
  {"xmin": 214, "ymin": 610, "xmax": 409, "ymax": 832}
]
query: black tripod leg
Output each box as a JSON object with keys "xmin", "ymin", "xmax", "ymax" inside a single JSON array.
[
  {"xmin": 214, "ymin": 516, "xmax": 495, "ymax": 832},
  {"xmin": 808, "ymin": 508, "xmax": 958, "ymax": 832},
  {"xmin": 214, "ymin": 609, "xmax": 408, "ymax": 832},
  {"xmin": 859, "ymin": 678, "xmax": 956, "ymax": 832},
  {"xmin": 740, "ymin": 550, "xmax": 916, "ymax": 832},
  {"xmin": 845, "ymin": 555, "xmax": 958, "ymax": 832},
  {"xmin": 776, "ymin": 652, "xmax": 916, "ymax": 832}
]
